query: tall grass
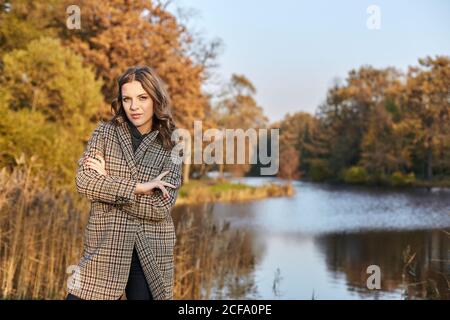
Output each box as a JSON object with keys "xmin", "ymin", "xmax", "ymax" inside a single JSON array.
[
  {"xmin": 0, "ymin": 165, "xmax": 87, "ymax": 299},
  {"xmin": 0, "ymin": 165, "xmax": 261, "ymax": 299},
  {"xmin": 401, "ymin": 237, "xmax": 450, "ymax": 300},
  {"xmin": 172, "ymin": 204, "xmax": 259, "ymax": 299}
]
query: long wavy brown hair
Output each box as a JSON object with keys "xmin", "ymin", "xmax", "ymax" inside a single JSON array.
[{"xmin": 110, "ymin": 66, "xmax": 176, "ymax": 150}]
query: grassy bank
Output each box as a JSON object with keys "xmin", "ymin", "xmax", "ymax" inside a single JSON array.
[
  {"xmin": 411, "ymin": 178, "xmax": 450, "ymax": 189},
  {"xmin": 176, "ymin": 179, "xmax": 294, "ymax": 205},
  {"xmin": 310, "ymin": 165, "xmax": 450, "ymax": 189}
]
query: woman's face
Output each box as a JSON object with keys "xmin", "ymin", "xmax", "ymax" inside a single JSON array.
[{"xmin": 121, "ymin": 80, "xmax": 154, "ymax": 134}]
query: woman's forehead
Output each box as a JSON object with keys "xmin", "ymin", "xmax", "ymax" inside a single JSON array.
[{"xmin": 121, "ymin": 80, "xmax": 146, "ymax": 96}]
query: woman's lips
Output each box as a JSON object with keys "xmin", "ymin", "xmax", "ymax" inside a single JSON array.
[{"xmin": 131, "ymin": 114, "xmax": 142, "ymax": 119}]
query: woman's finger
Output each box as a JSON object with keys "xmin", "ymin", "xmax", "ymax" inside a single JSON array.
[
  {"xmin": 98, "ymin": 155, "xmax": 106, "ymax": 168},
  {"xmin": 159, "ymin": 185, "xmax": 170, "ymax": 198},
  {"xmin": 156, "ymin": 171, "xmax": 170, "ymax": 180},
  {"xmin": 92, "ymin": 157, "xmax": 102, "ymax": 166},
  {"xmin": 154, "ymin": 182, "xmax": 169, "ymax": 198},
  {"xmin": 86, "ymin": 161, "xmax": 106, "ymax": 175},
  {"xmin": 84, "ymin": 159, "xmax": 95, "ymax": 166},
  {"xmin": 160, "ymin": 181, "xmax": 176, "ymax": 189},
  {"xmin": 87, "ymin": 162, "xmax": 101, "ymax": 172},
  {"xmin": 85, "ymin": 157, "xmax": 100, "ymax": 166},
  {"xmin": 97, "ymin": 155, "xmax": 105, "ymax": 167},
  {"xmin": 88, "ymin": 158, "xmax": 106, "ymax": 173},
  {"xmin": 85, "ymin": 159, "xmax": 100, "ymax": 169},
  {"xmin": 87, "ymin": 165, "xmax": 100, "ymax": 174}
]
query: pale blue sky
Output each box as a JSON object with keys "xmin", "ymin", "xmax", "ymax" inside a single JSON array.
[{"xmin": 171, "ymin": 0, "xmax": 450, "ymax": 122}]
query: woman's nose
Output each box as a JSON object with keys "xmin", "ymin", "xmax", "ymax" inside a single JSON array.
[{"xmin": 130, "ymin": 100, "xmax": 140, "ymax": 110}]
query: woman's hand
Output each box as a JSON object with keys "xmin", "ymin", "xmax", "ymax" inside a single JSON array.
[
  {"xmin": 84, "ymin": 153, "xmax": 108, "ymax": 176},
  {"xmin": 135, "ymin": 171, "xmax": 176, "ymax": 199}
]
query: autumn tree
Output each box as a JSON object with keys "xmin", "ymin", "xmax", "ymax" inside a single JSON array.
[
  {"xmin": 0, "ymin": 0, "xmax": 60, "ymax": 56},
  {"xmin": 278, "ymin": 147, "xmax": 300, "ymax": 180},
  {"xmin": 406, "ymin": 56, "xmax": 450, "ymax": 179},
  {"xmin": 274, "ymin": 112, "xmax": 316, "ymax": 179},
  {"xmin": 213, "ymin": 74, "xmax": 269, "ymax": 177},
  {"xmin": 0, "ymin": 37, "xmax": 103, "ymax": 188}
]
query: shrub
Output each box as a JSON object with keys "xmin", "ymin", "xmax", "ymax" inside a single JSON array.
[
  {"xmin": 308, "ymin": 159, "xmax": 332, "ymax": 182},
  {"xmin": 389, "ymin": 171, "xmax": 416, "ymax": 187},
  {"xmin": 342, "ymin": 166, "xmax": 369, "ymax": 184}
]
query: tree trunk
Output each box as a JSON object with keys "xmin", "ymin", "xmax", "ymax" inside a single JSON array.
[
  {"xmin": 426, "ymin": 148, "xmax": 433, "ymax": 180},
  {"xmin": 183, "ymin": 162, "xmax": 190, "ymax": 183},
  {"xmin": 219, "ymin": 163, "xmax": 224, "ymax": 180}
]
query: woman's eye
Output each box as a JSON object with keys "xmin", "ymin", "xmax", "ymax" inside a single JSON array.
[
  {"xmin": 122, "ymin": 98, "xmax": 129, "ymax": 102},
  {"xmin": 139, "ymin": 96, "xmax": 148, "ymax": 100}
]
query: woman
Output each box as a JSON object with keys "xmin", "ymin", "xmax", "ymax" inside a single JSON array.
[{"xmin": 66, "ymin": 66, "xmax": 182, "ymax": 300}]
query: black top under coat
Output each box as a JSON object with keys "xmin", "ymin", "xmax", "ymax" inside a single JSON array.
[{"xmin": 126, "ymin": 118, "xmax": 152, "ymax": 152}]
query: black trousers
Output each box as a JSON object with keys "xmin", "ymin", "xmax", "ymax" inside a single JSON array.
[{"xmin": 66, "ymin": 246, "xmax": 153, "ymax": 300}]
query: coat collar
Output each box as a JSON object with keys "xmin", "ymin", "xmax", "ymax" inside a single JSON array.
[{"xmin": 116, "ymin": 120, "xmax": 159, "ymax": 180}]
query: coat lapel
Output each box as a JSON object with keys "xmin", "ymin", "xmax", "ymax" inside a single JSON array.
[
  {"xmin": 116, "ymin": 121, "xmax": 160, "ymax": 180},
  {"xmin": 135, "ymin": 129, "xmax": 159, "ymax": 163},
  {"xmin": 116, "ymin": 122, "xmax": 138, "ymax": 180}
]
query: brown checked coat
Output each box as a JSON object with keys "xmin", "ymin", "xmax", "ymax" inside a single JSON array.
[{"xmin": 68, "ymin": 118, "xmax": 182, "ymax": 300}]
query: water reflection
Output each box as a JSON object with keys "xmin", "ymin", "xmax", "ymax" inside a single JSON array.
[
  {"xmin": 172, "ymin": 180, "xmax": 450, "ymax": 300},
  {"xmin": 172, "ymin": 204, "xmax": 262, "ymax": 300},
  {"xmin": 316, "ymin": 230, "xmax": 449, "ymax": 299}
]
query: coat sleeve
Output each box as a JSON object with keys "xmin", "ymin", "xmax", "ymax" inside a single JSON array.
[
  {"xmin": 75, "ymin": 122, "xmax": 138, "ymax": 206},
  {"xmin": 123, "ymin": 155, "xmax": 183, "ymax": 221}
]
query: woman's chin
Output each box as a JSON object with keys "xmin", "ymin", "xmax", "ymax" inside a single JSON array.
[
  {"xmin": 130, "ymin": 117, "xmax": 152, "ymax": 129},
  {"xmin": 128, "ymin": 117, "xmax": 143, "ymax": 126}
]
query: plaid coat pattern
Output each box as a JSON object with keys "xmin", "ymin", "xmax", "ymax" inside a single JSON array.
[{"xmin": 67, "ymin": 118, "xmax": 182, "ymax": 300}]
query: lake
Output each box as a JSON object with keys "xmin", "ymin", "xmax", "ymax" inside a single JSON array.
[{"xmin": 172, "ymin": 178, "xmax": 450, "ymax": 300}]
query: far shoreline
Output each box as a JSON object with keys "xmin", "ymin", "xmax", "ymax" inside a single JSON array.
[{"xmin": 175, "ymin": 178, "xmax": 294, "ymax": 206}]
